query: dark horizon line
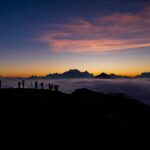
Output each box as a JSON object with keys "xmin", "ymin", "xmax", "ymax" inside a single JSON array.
[{"xmin": 0, "ymin": 69, "xmax": 150, "ymax": 78}]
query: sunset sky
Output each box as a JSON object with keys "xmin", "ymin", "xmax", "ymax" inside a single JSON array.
[{"xmin": 0, "ymin": 0, "xmax": 150, "ymax": 77}]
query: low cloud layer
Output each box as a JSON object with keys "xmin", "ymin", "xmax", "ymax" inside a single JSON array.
[{"xmin": 38, "ymin": 6, "xmax": 150, "ymax": 53}]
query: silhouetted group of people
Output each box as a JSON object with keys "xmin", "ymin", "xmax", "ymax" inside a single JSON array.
[
  {"xmin": 17, "ymin": 80, "xmax": 59, "ymax": 91},
  {"xmin": 33, "ymin": 81, "xmax": 45, "ymax": 90},
  {"xmin": 0, "ymin": 80, "xmax": 59, "ymax": 91},
  {"xmin": 18, "ymin": 80, "xmax": 25, "ymax": 89},
  {"xmin": 48, "ymin": 83, "xmax": 59, "ymax": 91},
  {"xmin": 33, "ymin": 81, "xmax": 59, "ymax": 91}
]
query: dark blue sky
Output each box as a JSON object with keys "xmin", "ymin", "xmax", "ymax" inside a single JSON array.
[{"xmin": 0, "ymin": 0, "xmax": 150, "ymax": 76}]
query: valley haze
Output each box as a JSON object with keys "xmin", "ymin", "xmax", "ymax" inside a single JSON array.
[{"xmin": 0, "ymin": 77, "xmax": 150, "ymax": 105}]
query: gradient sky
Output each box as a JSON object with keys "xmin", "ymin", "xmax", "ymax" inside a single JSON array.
[{"xmin": 0, "ymin": 0, "xmax": 150, "ymax": 77}]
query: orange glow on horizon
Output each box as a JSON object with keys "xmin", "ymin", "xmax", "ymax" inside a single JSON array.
[{"xmin": 0, "ymin": 69, "xmax": 148, "ymax": 78}]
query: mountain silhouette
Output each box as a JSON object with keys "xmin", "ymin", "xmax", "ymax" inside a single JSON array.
[
  {"xmin": 46, "ymin": 69, "xmax": 94, "ymax": 78},
  {"xmin": 62, "ymin": 69, "xmax": 93, "ymax": 78},
  {"xmin": 109, "ymin": 73, "xmax": 131, "ymax": 79},
  {"xmin": 95, "ymin": 73, "xmax": 113, "ymax": 79},
  {"xmin": 46, "ymin": 73, "xmax": 62, "ymax": 79},
  {"xmin": 21, "ymin": 70, "xmax": 150, "ymax": 79},
  {"xmin": 136, "ymin": 72, "xmax": 150, "ymax": 78},
  {"xmin": 29, "ymin": 75, "xmax": 38, "ymax": 79}
]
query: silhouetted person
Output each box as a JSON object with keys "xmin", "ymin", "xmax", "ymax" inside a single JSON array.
[
  {"xmin": 40, "ymin": 82, "xmax": 44, "ymax": 89},
  {"xmin": 35, "ymin": 81, "xmax": 38, "ymax": 89},
  {"xmin": 18, "ymin": 82, "xmax": 21, "ymax": 89},
  {"xmin": 48, "ymin": 83, "xmax": 53, "ymax": 91},
  {"xmin": 31, "ymin": 82, "xmax": 33, "ymax": 89},
  {"xmin": 0, "ymin": 80, "xmax": 1, "ymax": 89},
  {"xmin": 54, "ymin": 84, "xmax": 59, "ymax": 91},
  {"xmin": 22, "ymin": 80, "xmax": 25, "ymax": 88}
]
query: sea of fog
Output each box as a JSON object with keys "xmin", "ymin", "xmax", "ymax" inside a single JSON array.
[{"xmin": 0, "ymin": 78, "xmax": 150, "ymax": 104}]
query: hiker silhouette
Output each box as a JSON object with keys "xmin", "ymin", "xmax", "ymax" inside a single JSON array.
[
  {"xmin": 18, "ymin": 82, "xmax": 21, "ymax": 89},
  {"xmin": 40, "ymin": 82, "xmax": 44, "ymax": 89},
  {"xmin": 22, "ymin": 80, "xmax": 25, "ymax": 88},
  {"xmin": 35, "ymin": 81, "xmax": 38, "ymax": 89},
  {"xmin": 31, "ymin": 82, "xmax": 33, "ymax": 89},
  {"xmin": 48, "ymin": 83, "xmax": 53, "ymax": 91},
  {"xmin": 54, "ymin": 84, "xmax": 59, "ymax": 91}
]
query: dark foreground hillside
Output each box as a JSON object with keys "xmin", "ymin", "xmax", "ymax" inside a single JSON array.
[{"xmin": 0, "ymin": 88, "xmax": 150, "ymax": 148}]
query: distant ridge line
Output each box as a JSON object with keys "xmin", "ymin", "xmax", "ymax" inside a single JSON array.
[{"xmin": 0, "ymin": 69, "xmax": 150, "ymax": 79}]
